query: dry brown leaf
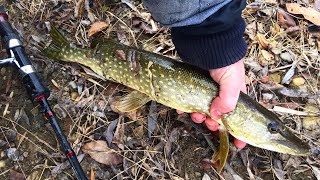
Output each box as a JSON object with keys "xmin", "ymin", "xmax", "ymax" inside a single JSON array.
[
  {"xmin": 261, "ymin": 50, "xmax": 274, "ymax": 60},
  {"xmin": 286, "ymin": 3, "xmax": 320, "ymax": 26},
  {"xmin": 255, "ymin": 33, "xmax": 270, "ymax": 49},
  {"xmin": 117, "ymin": 30, "xmax": 130, "ymax": 45},
  {"xmin": 259, "ymin": 50, "xmax": 275, "ymax": 66},
  {"xmin": 273, "ymin": 168, "xmax": 286, "ymax": 180},
  {"xmin": 9, "ymin": 170, "xmax": 24, "ymax": 180},
  {"xmin": 82, "ymin": 140, "xmax": 122, "ymax": 166},
  {"xmin": 26, "ymin": 170, "xmax": 41, "ymax": 180},
  {"xmin": 88, "ymin": 21, "xmax": 109, "ymax": 37},
  {"xmin": 164, "ymin": 128, "xmax": 180, "ymax": 158},
  {"xmin": 278, "ymin": 8, "xmax": 296, "ymax": 28}
]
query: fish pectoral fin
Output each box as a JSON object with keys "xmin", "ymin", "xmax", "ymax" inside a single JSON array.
[
  {"xmin": 113, "ymin": 91, "xmax": 152, "ymax": 112},
  {"xmin": 212, "ymin": 125, "xmax": 229, "ymax": 174}
]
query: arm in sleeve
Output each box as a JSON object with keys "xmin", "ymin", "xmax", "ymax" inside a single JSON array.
[{"xmin": 144, "ymin": 0, "xmax": 248, "ymax": 70}]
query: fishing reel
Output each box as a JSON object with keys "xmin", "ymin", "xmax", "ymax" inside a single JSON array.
[
  {"xmin": 0, "ymin": 8, "xmax": 50, "ymax": 102},
  {"xmin": 0, "ymin": 6, "xmax": 87, "ymax": 180}
]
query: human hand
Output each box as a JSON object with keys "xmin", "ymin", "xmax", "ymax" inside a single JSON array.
[{"xmin": 177, "ymin": 59, "xmax": 247, "ymax": 149}]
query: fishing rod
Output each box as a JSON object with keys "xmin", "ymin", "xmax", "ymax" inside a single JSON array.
[{"xmin": 0, "ymin": 6, "xmax": 87, "ymax": 180}]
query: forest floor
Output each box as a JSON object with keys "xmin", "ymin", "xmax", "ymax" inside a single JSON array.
[{"xmin": 0, "ymin": 0, "xmax": 319, "ymax": 179}]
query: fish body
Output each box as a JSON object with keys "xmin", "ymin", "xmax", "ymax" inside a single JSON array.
[{"xmin": 43, "ymin": 27, "xmax": 310, "ymax": 157}]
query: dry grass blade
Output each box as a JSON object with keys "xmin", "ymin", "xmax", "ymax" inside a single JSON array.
[
  {"xmin": 272, "ymin": 106, "xmax": 318, "ymax": 116},
  {"xmin": 3, "ymin": 91, "xmax": 13, "ymax": 116}
]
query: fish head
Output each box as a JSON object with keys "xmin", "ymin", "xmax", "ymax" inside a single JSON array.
[
  {"xmin": 223, "ymin": 93, "xmax": 311, "ymax": 156},
  {"xmin": 262, "ymin": 118, "xmax": 311, "ymax": 156}
]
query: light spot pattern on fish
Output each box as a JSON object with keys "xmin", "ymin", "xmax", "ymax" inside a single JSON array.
[{"xmin": 42, "ymin": 26, "xmax": 311, "ymax": 157}]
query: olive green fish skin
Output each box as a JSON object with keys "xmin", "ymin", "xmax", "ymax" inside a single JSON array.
[
  {"xmin": 54, "ymin": 41, "xmax": 219, "ymax": 114},
  {"xmin": 43, "ymin": 36, "xmax": 310, "ymax": 156},
  {"xmin": 224, "ymin": 95, "xmax": 310, "ymax": 156}
]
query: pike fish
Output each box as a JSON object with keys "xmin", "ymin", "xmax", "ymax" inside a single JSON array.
[{"xmin": 41, "ymin": 26, "xmax": 311, "ymax": 171}]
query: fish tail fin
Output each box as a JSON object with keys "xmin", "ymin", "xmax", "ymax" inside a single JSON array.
[{"xmin": 40, "ymin": 25, "xmax": 69, "ymax": 60}]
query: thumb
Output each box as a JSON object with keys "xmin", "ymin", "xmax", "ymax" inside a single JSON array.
[
  {"xmin": 209, "ymin": 60, "xmax": 246, "ymax": 119},
  {"xmin": 210, "ymin": 78, "xmax": 243, "ymax": 119}
]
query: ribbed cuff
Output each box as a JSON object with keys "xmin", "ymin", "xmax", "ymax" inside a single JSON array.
[{"xmin": 171, "ymin": 17, "xmax": 247, "ymax": 70}]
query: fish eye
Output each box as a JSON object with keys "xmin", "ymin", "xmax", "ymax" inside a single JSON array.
[{"xmin": 268, "ymin": 122, "xmax": 280, "ymax": 134}]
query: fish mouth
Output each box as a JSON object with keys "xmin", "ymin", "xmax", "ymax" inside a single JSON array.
[
  {"xmin": 273, "ymin": 127, "xmax": 311, "ymax": 156},
  {"xmin": 272, "ymin": 139, "xmax": 311, "ymax": 156},
  {"xmin": 246, "ymin": 132, "xmax": 311, "ymax": 156},
  {"xmin": 243, "ymin": 133, "xmax": 311, "ymax": 156}
]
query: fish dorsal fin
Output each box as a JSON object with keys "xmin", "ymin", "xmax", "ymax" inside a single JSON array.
[
  {"xmin": 41, "ymin": 25, "xmax": 70, "ymax": 60},
  {"xmin": 49, "ymin": 25, "xmax": 69, "ymax": 47},
  {"xmin": 113, "ymin": 91, "xmax": 152, "ymax": 112}
]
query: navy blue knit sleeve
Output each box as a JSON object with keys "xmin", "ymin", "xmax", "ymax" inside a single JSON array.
[{"xmin": 171, "ymin": 0, "xmax": 247, "ymax": 69}]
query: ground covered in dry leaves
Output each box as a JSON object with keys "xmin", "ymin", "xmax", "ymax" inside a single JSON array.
[{"xmin": 0, "ymin": 0, "xmax": 319, "ymax": 179}]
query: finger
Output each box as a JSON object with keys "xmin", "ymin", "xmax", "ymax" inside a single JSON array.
[
  {"xmin": 190, "ymin": 113, "xmax": 206, "ymax": 123},
  {"xmin": 233, "ymin": 138, "xmax": 247, "ymax": 149},
  {"xmin": 210, "ymin": 63, "xmax": 245, "ymax": 119},
  {"xmin": 204, "ymin": 117, "xmax": 219, "ymax": 131},
  {"xmin": 241, "ymin": 83, "xmax": 247, "ymax": 94},
  {"xmin": 210, "ymin": 81, "xmax": 241, "ymax": 119},
  {"xmin": 176, "ymin": 109, "xmax": 184, "ymax": 114}
]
